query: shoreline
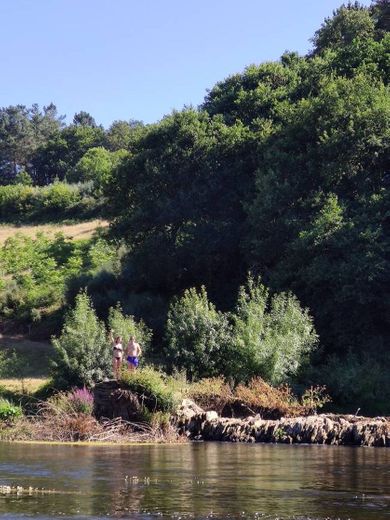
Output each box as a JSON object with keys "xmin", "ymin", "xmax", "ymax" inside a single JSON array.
[
  {"xmin": 175, "ymin": 404, "xmax": 390, "ymax": 447},
  {"xmin": 2, "ymin": 412, "xmax": 388, "ymax": 448}
]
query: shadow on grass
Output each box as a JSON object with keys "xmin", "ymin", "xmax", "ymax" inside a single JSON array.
[{"xmin": 0, "ymin": 335, "xmax": 52, "ymax": 378}]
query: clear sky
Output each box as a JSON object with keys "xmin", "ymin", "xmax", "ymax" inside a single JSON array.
[{"xmin": 0, "ymin": 0, "xmax": 371, "ymax": 128}]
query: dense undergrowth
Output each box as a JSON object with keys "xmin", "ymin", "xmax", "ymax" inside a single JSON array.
[
  {"xmin": 0, "ymin": 182, "xmax": 103, "ymax": 223},
  {"xmin": 0, "ymin": 231, "xmax": 120, "ymax": 337}
]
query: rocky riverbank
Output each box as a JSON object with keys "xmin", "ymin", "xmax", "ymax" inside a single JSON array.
[
  {"xmin": 93, "ymin": 382, "xmax": 390, "ymax": 447},
  {"xmin": 175, "ymin": 399, "xmax": 390, "ymax": 447}
]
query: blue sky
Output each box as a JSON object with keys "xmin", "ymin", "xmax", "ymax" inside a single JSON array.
[{"xmin": 0, "ymin": 0, "xmax": 371, "ymax": 127}]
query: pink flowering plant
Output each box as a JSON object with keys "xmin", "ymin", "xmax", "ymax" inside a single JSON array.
[{"xmin": 67, "ymin": 387, "xmax": 94, "ymax": 415}]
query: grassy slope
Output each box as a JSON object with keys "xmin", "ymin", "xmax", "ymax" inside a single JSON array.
[{"xmin": 0, "ymin": 219, "xmax": 110, "ymax": 392}]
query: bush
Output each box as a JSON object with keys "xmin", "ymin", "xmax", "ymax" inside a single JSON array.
[
  {"xmin": 51, "ymin": 292, "xmax": 111, "ymax": 389},
  {"xmin": 38, "ymin": 181, "xmax": 81, "ymax": 211},
  {"xmin": 164, "ymin": 277, "xmax": 318, "ymax": 385},
  {"xmin": 14, "ymin": 171, "xmax": 33, "ymax": 186},
  {"xmin": 46, "ymin": 387, "xmax": 94, "ymax": 415},
  {"xmin": 165, "ymin": 287, "xmax": 232, "ymax": 380},
  {"xmin": 119, "ymin": 366, "xmax": 178, "ymax": 413},
  {"xmin": 0, "ymin": 184, "xmax": 36, "ymax": 218},
  {"xmin": 0, "ymin": 233, "xmax": 120, "ymax": 335},
  {"xmin": 0, "ymin": 398, "xmax": 22, "ymax": 422},
  {"xmin": 0, "ymin": 181, "xmax": 100, "ymax": 222},
  {"xmin": 37, "ymin": 396, "xmax": 101, "ymax": 441},
  {"xmin": 231, "ymin": 276, "xmax": 318, "ymax": 385},
  {"xmin": 66, "ymin": 387, "xmax": 94, "ymax": 414}
]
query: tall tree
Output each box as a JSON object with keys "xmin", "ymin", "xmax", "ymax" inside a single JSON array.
[
  {"xmin": 73, "ymin": 111, "xmax": 97, "ymax": 127},
  {"xmin": 105, "ymin": 119, "xmax": 144, "ymax": 151},
  {"xmin": 0, "ymin": 105, "xmax": 33, "ymax": 182},
  {"xmin": 311, "ymin": 2, "xmax": 375, "ymax": 55}
]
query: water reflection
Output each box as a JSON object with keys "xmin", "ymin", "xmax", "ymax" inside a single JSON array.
[{"xmin": 0, "ymin": 442, "xmax": 389, "ymax": 519}]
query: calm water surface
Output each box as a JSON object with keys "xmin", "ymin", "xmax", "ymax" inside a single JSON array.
[{"xmin": 0, "ymin": 442, "xmax": 389, "ymax": 520}]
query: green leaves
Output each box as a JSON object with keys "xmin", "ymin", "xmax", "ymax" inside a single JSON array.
[
  {"xmin": 165, "ymin": 278, "xmax": 318, "ymax": 385},
  {"xmin": 51, "ymin": 292, "xmax": 110, "ymax": 389},
  {"xmin": 232, "ymin": 277, "xmax": 318, "ymax": 385},
  {"xmin": 165, "ymin": 287, "xmax": 232, "ymax": 380},
  {"xmin": 51, "ymin": 293, "xmax": 152, "ymax": 389}
]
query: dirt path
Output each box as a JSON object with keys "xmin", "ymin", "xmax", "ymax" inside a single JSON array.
[{"xmin": 0, "ymin": 219, "xmax": 109, "ymax": 244}]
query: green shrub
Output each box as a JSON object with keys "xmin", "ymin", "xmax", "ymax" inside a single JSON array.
[
  {"xmin": 51, "ymin": 292, "xmax": 111, "ymax": 389},
  {"xmin": 87, "ymin": 239, "xmax": 119, "ymax": 273},
  {"xmin": 0, "ymin": 233, "xmax": 120, "ymax": 333},
  {"xmin": 231, "ymin": 276, "xmax": 318, "ymax": 385},
  {"xmin": 0, "ymin": 398, "xmax": 22, "ymax": 422},
  {"xmin": 0, "ymin": 184, "xmax": 36, "ymax": 218},
  {"xmin": 48, "ymin": 387, "xmax": 94, "ymax": 415},
  {"xmin": 119, "ymin": 366, "xmax": 178, "ymax": 413},
  {"xmin": 0, "ymin": 181, "xmax": 99, "ymax": 222},
  {"xmin": 38, "ymin": 181, "xmax": 81, "ymax": 211},
  {"xmin": 165, "ymin": 287, "xmax": 232, "ymax": 380},
  {"xmin": 164, "ymin": 278, "xmax": 318, "ymax": 385},
  {"xmin": 14, "ymin": 171, "xmax": 33, "ymax": 186}
]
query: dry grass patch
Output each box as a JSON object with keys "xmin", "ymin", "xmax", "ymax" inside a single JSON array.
[
  {"xmin": 187, "ymin": 377, "xmax": 331, "ymax": 419},
  {"xmin": 0, "ymin": 378, "xmax": 49, "ymax": 394},
  {"xmin": 0, "ymin": 219, "xmax": 108, "ymax": 245}
]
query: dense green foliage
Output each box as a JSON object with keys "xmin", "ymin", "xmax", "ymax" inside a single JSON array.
[
  {"xmin": 0, "ymin": 232, "xmax": 118, "ymax": 333},
  {"xmin": 165, "ymin": 287, "xmax": 232, "ymax": 380},
  {"xmin": 119, "ymin": 366, "xmax": 178, "ymax": 413},
  {"xmin": 165, "ymin": 278, "xmax": 317, "ymax": 384},
  {"xmin": 51, "ymin": 293, "xmax": 152, "ymax": 389},
  {"xmin": 232, "ymin": 278, "xmax": 318, "ymax": 385},
  {"xmin": 0, "ymin": 1, "xmax": 388, "ymax": 412},
  {"xmin": 51, "ymin": 292, "xmax": 111, "ymax": 388},
  {"xmin": 0, "ymin": 398, "xmax": 22, "ymax": 422},
  {"xmin": 0, "ymin": 103, "xmax": 141, "ymax": 187},
  {"xmin": 0, "ymin": 181, "xmax": 101, "ymax": 222}
]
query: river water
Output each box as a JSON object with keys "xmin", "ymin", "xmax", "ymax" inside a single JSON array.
[{"xmin": 0, "ymin": 442, "xmax": 389, "ymax": 519}]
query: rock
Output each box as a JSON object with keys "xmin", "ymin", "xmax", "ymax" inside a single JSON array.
[
  {"xmin": 205, "ymin": 411, "xmax": 218, "ymax": 422},
  {"xmin": 178, "ymin": 410, "xmax": 390, "ymax": 447},
  {"xmin": 178, "ymin": 399, "xmax": 204, "ymax": 418}
]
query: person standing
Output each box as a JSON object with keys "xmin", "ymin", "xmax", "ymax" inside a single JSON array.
[
  {"xmin": 126, "ymin": 336, "xmax": 142, "ymax": 371},
  {"xmin": 110, "ymin": 331, "xmax": 124, "ymax": 379}
]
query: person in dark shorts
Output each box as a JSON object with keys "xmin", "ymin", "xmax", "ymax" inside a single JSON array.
[{"xmin": 126, "ymin": 336, "xmax": 142, "ymax": 371}]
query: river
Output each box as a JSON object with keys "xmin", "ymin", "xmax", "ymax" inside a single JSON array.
[{"xmin": 0, "ymin": 442, "xmax": 389, "ymax": 519}]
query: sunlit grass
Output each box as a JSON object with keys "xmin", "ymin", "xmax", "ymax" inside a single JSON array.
[
  {"xmin": 0, "ymin": 378, "xmax": 49, "ymax": 394},
  {"xmin": 0, "ymin": 219, "xmax": 108, "ymax": 245}
]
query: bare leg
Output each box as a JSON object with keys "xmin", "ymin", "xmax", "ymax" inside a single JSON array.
[{"xmin": 113, "ymin": 358, "xmax": 120, "ymax": 379}]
